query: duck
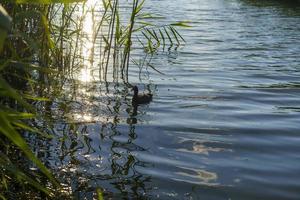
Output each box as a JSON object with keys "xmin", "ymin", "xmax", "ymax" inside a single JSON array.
[{"xmin": 132, "ymin": 86, "xmax": 153, "ymax": 105}]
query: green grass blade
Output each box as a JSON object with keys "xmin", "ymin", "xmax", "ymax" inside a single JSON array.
[
  {"xmin": 96, "ymin": 188, "xmax": 104, "ymax": 200},
  {"xmin": 6, "ymin": 112, "xmax": 36, "ymax": 120},
  {"xmin": 159, "ymin": 29, "xmax": 165, "ymax": 47},
  {"xmin": 0, "ymin": 113, "xmax": 59, "ymax": 187},
  {"xmin": 0, "ymin": 5, "xmax": 11, "ymax": 31},
  {"xmin": 0, "ymin": 193, "xmax": 6, "ymax": 200},
  {"xmin": 6, "ymin": 61, "xmax": 58, "ymax": 74},
  {"xmin": 0, "ymin": 5, "xmax": 11, "ymax": 52},
  {"xmin": 135, "ymin": 0, "xmax": 146, "ymax": 15},
  {"xmin": 170, "ymin": 21, "xmax": 192, "ymax": 27},
  {"xmin": 12, "ymin": 121, "xmax": 54, "ymax": 139},
  {"xmin": 0, "ymin": 77, "xmax": 34, "ymax": 113},
  {"xmin": 170, "ymin": 26, "xmax": 185, "ymax": 42},
  {"xmin": 163, "ymin": 27, "xmax": 172, "ymax": 45},
  {"xmin": 169, "ymin": 26, "xmax": 180, "ymax": 44},
  {"xmin": 0, "ymin": 154, "xmax": 51, "ymax": 195},
  {"xmin": 148, "ymin": 63, "xmax": 165, "ymax": 75}
]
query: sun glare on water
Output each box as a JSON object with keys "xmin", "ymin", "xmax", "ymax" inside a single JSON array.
[
  {"xmin": 79, "ymin": 67, "xmax": 93, "ymax": 82},
  {"xmin": 77, "ymin": 0, "xmax": 103, "ymax": 82},
  {"xmin": 73, "ymin": 0, "xmax": 105, "ymax": 123}
]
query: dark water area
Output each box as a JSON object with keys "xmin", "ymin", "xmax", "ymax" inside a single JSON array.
[{"xmin": 40, "ymin": 0, "xmax": 300, "ymax": 199}]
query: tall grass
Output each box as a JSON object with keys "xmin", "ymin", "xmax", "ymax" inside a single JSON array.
[{"xmin": 0, "ymin": 0, "xmax": 187, "ymax": 198}]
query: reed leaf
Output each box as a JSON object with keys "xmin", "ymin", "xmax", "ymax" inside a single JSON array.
[
  {"xmin": 0, "ymin": 193, "xmax": 6, "ymax": 200},
  {"xmin": 137, "ymin": 13, "xmax": 165, "ymax": 19},
  {"xmin": 169, "ymin": 25, "xmax": 185, "ymax": 42},
  {"xmin": 0, "ymin": 153, "xmax": 51, "ymax": 195},
  {"xmin": 5, "ymin": 61, "xmax": 58, "ymax": 74},
  {"xmin": 0, "ymin": 113, "xmax": 59, "ymax": 187},
  {"xmin": 148, "ymin": 63, "xmax": 165, "ymax": 75},
  {"xmin": 169, "ymin": 26, "xmax": 180, "ymax": 44},
  {"xmin": 96, "ymin": 188, "xmax": 104, "ymax": 200},
  {"xmin": 159, "ymin": 29, "xmax": 165, "ymax": 47},
  {"xmin": 0, "ymin": 5, "xmax": 11, "ymax": 31},
  {"xmin": 135, "ymin": 0, "xmax": 146, "ymax": 15},
  {"xmin": 6, "ymin": 112, "xmax": 36, "ymax": 120},
  {"xmin": 163, "ymin": 26, "xmax": 173, "ymax": 45},
  {"xmin": 170, "ymin": 21, "xmax": 192, "ymax": 27},
  {"xmin": 0, "ymin": 77, "xmax": 34, "ymax": 113},
  {"xmin": 13, "ymin": 0, "xmax": 84, "ymax": 3},
  {"xmin": 0, "ymin": 5, "xmax": 11, "ymax": 52},
  {"xmin": 12, "ymin": 121, "xmax": 54, "ymax": 139}
]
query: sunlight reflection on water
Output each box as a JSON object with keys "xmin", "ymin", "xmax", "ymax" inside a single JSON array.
[{"xmin": 77, "ymin": 0, "xmax": 103, "ymax": 82}]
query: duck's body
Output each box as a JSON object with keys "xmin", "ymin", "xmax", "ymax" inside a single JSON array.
[{"xmin": 132, "ymin": 86, "xmax": 153, "ymax": 105}]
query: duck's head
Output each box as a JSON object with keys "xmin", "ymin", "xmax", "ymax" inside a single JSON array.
[{"xmin": 132, "ymin": 85, "xmax": 139, "ymax": 95}]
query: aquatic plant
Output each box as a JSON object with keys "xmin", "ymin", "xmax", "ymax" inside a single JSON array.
[{"xmin": 0, "ymin": 0, "xmax": 186, "ymax": 198}]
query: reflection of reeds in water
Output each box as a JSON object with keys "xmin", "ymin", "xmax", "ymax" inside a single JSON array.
[{"xmin": 41, "ymin": 81, "xmax": 151, "ymax": 198}]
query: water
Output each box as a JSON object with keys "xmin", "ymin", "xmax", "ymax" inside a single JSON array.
[{"xmin": 43, "ymin": 0, "xmax": 300, "ymax": 199}]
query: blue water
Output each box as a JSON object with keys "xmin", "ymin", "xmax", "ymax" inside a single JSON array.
[{"xmin": 44, "ymin": 0, "xmax": 300, "ymax": 199}]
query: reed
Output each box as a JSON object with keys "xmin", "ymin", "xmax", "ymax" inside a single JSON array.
[{"xmin": 0, "ymin": 0, "xmax": 187, "ymax": 198}]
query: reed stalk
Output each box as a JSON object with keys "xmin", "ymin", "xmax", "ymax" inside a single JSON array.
[{"xmin": 0, "ymin": 1, "xmax": 186, "ymax": 198}]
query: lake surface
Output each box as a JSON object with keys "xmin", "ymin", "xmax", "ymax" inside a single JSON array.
[{"xmin": 42, "ymin": 0, "xmax": 300, "ymax": 199}]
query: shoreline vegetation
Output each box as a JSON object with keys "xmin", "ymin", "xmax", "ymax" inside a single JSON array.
[{"xmin": 0, "ymin": 0, "xmax": 188, "ymax": 198}]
